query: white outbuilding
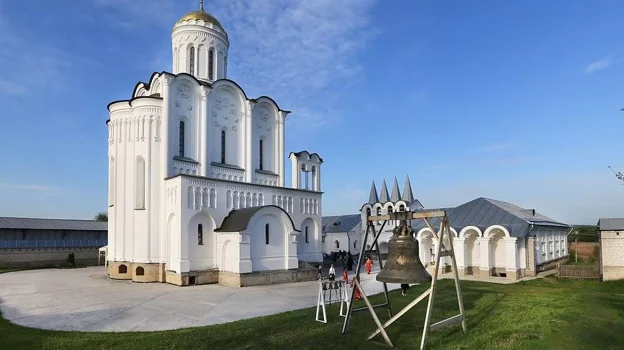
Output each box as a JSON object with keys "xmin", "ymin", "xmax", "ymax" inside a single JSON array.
[{"xmin": 360, "ymin": 177, "xmax": 572, "ymax": 281}]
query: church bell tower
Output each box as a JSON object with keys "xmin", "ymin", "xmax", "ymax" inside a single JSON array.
[{"xmin": 171, "ymin": 0, "xmax": 230, "ymax": 82}]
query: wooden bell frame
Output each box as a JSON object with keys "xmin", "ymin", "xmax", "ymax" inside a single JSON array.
[{"xmin": 341, "ymin": 209, "xmax": 467, "ymax": 349}]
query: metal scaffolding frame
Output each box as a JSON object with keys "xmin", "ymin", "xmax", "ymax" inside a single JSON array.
[{"xmin": 341, "ymin": 209, "xmax": 467, "ymax": 349}]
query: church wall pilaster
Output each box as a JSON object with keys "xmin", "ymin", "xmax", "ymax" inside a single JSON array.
[
  {"xmin": 160, "ymin": 75, "xmax": 174, "ymax": 266},
  {"xmin": 278, "ymin": 114, "xmax": 285, "ymax": 187},
  {"xmin": 245, "ymin": 101, "xmax": 254, "ymax": 182},
  {"xmin": 199, "ymin": 86, "xmax": 210, "ymax": 176}
]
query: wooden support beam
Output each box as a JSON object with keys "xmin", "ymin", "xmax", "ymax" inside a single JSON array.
[
  {"xmin": 429, "ymin": 314, "xmax": 465, "ymax": 331},
  {"xmin": 439, "ymin": 251, "xmax": 453, "ymax": 257},
  {"xmin": 367, "ymin": 210, "xmax": 447, "ymax": 222}
]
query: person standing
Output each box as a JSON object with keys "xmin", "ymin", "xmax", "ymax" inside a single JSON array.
[
  {"xmin": 401, "ymin": 284, "xmax": 410, "ymax": 296},
  {"xmin": 365, "ymin": 258, "xmax": 373, "ymax": 274},
  {"xmin": 329, "ymin": 264, "xmax": 336, "ymax": 281}
]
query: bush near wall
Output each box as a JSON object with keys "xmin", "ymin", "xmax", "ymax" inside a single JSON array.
[{"xmin": 571, "ymin": 225, "xmax": 599, "ymax": 242}]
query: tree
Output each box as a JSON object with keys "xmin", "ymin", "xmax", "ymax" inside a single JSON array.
[{"xmin": 94, "ymin": 212, "xmax": 108, "ymax": 222}]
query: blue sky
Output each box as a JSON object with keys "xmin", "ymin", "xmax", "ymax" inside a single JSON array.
[{"xmin": 0, "ymin": 0, "xmax": 623, "ymax": 224}]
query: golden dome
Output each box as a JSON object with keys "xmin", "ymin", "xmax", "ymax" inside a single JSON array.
[{"xmin": 176, "ymin": 10, "xmax": 225, "ymax": 31}]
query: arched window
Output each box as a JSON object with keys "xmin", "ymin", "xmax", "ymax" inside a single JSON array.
[
  {"xmin": 220, "ymin": 130, "xmax": 226, "ymax": 164},
  {"xmin": 208, "ymin": 49, "xmax": 214, "ymax": 80},
  {"xmin": 179, "ymin": 121, "xmax": 185, "ymax": 157},
  {"xmin": 366, "ymin": 208, "xmax": 371, "ymax": 218},
  {"xmin": 259, "ymin": 139, "xmax": 264, "ymax": 170},
  {"xmin": 189, "ymin": 47, "xmax": 195, "ymax": 75},
  {"xmin": 136, "ymin": 267, "xmax": 144, "ymax": 276},
  {"xmin": 265, "ymin": 223, "xmax": 270, "ymax": 244},
  {"xmin": 388, "ymin": 206, "xmax": 393, "ymax": 214},
  {"xmin": 399, "ymin": 204, "xmax": 406, "ymax": 212},
  {"xmin": 335, "ymin": 240, "xmax": 340, "ymax": 249},
  {"xmin": 135, "ymin": 157, "xmax": 146, "ymax": 209},
  {"xmin": 198, "ymin": 224, "xmax": 203, "ymax": 245},
  {"xmin": 305, "ymin": 226, "xmax": 309, "ymax": 243},
  {"xmin": 354, "ymin": 240, "xmax": 358, "ymax": 249},
  {"xmin": 376, "ymin": 207, "xmax": 381, "ymax": 216},
  {"xmin": 118, "ymin": 264, "xmax": 127, "ymax": 274}
]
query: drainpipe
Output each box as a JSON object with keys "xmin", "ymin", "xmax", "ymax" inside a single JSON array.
[{"xmin": 526, "ymin": 223, "xmax": 534, "ymax": 273}]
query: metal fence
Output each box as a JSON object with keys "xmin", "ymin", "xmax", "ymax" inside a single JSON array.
[{"xmin": 0, "ymin": 239, "xmax": 107, "ymax": 249}]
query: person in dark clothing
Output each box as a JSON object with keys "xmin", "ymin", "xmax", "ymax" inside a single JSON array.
[
  {"xmin": 347, "ymin": 254, "xmax": 353, "ymax": 271},
  {"xmin": 401, "ymin": 284, "xmax": 410, "ymax": 296}
]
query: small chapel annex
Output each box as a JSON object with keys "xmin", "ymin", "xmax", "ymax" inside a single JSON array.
[
  {"xmin": 105, "ymin": 3, "xmax": 323, "ymax": 287},
  {"xmin": 360, "ymin": 176, "xmax": 572, "ymax": 281}
]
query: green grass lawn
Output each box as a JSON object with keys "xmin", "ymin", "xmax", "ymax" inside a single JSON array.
[{"xmin": 1, "ymin": 276, "xmax": 623, "ymax": 350}]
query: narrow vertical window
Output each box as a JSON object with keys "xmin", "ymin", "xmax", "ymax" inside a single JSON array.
[
  {"xmin": 335, "ymin": 240, "xmax": 340, "ymax": 249},
  {"xmin": 189, "ymin": 47, "xmax": 195, "ymax": 75},
  {"xmin": 198, "ymin": 224, "xmax": 203, "ymax": 245},
  {"xmin": 135, "ymin": 157, "xmax": 146, "ymax": 209},
  {"xmin": 354, "ymin": 240, "xmax": 357, "ymax": 249},
  {"xmin": 220, "ymin": 130, "xmax": 226, "ymax": 163},
  {"xmin": 265, "ymin": 223, "xmax": 270, "ymax": 244},
  {"xmin": 305, "ymin": 226, "xmax": 309, "ymax": 243},
  {"xmin": 208, "ymin": 49, "xmax": 214, "ymax": 80},
  {"xmin": 259, "ymin": 139, "xmax": 264, "ymax": 170},
  {"xmin": 179, "ymin": 121, "xmax": 185, "ymax": 157}
]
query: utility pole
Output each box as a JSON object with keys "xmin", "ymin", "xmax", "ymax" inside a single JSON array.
[{"xmin": 575, "ymin": 230, "xmax": 579, "ymax": 263}]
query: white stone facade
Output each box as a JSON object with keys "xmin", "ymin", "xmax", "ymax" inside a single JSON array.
[
  {"xmin": 600, "ymin": 230, "xmax": 624, "ymax": 281},
  {"xmin": 359, "ymin": 180, "xmax": 571, "ymax": 280},
  {"xmin": 322, "ymin": 224, "xmax": 362, "ymax": 256},
  {"xmin": 105, "ymin": 6, "xmax": 323, "ymax": 284}
]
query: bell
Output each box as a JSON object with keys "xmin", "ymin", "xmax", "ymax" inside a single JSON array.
[{"xmin": 376, "ymin": 220, "xmax": 432, "ymax": 284}]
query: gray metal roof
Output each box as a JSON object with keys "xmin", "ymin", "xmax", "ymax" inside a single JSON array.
[
  {"xmin": 379, "ymin": 179, "xmax": 390, "ymax": 203},
  {"xmin": 215, "ymin": 205, "xmax": 299, "ymax": 232},
  {"xmin": 322, "ymin": 214, "xmax": 360, "ymax": 233},
  {"xmin": 0, "ymin": 217, "xmax": 108, "ymax": 231},
  {"xmin": 368, "ymin": 181, "xmax": 379, "ymax": 204},
  {"xmin": 390, "ymin": 177, "xmax": 401, "ymax": 202},
  {"xmin": 402, "ymin": 176, "xmax": 414, "ymax": 203},
  {"xmin": 597, "ymin": 218, "xmax": 624, "ymax": 231},
  {"xmin": 410, "ymin": 197, "xmax": 570, "ymax": 237}
]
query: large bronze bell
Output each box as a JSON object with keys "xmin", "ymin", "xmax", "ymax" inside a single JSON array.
[{"xmin": 376, "ymin": 220, "xmax": 432, "ymax": 284}]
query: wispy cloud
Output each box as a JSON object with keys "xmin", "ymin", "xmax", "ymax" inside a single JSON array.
[
  {"xmin": 475, "ymin": 142, "xmax": 513, "ymax": 153},
  {"xmin": 95, "ymin": 0, "xmax": 379, "ymax": 128},
  {"xmin": 0, "ymin": 182, "xmax": 57, "ymax": 192},
  {"xmin": 585, "ymin": 55, "xmax": 621, "ymax": 74},
  {"xmin": 0, "ymin": 3, "xmax": 77, "ymax": 96},
  {"xmin": 93, "ymin": 0, "xmax": 177, "ymax": 28}
]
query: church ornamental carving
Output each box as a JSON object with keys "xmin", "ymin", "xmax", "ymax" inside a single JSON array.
[
  {"xmin": 213, "ymin": 97, "xmax": 236, "ymax": 121},
  {"xmin": 162, "ymin": 75, "xmax": 174, "ymax": 86}
]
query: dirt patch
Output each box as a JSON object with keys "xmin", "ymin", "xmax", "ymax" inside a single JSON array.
[{"xmin": 569, "ymin": 242, "xmax": 599, "ymax": 260}]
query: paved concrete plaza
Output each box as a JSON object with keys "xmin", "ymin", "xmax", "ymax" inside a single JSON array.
[
  {"xmin": 0, "ymin": 265, "xmax": 545, "ymax": 332},
  {"xmin": 0, "ymin": 265, "xmax": 402, "ymax": 332}
]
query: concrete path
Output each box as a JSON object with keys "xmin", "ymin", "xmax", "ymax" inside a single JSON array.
[
  {"xmin": 0, "ymin": 265, "xmax": 548, "ymax": 332},
  {"xmin": 0, "ymin": 266, "xmax": 400, "ymax": 332}
]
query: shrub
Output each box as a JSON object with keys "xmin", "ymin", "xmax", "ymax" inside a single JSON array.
[{"xmin": 66, "ymin": 253, "xmax": 76, "ymax": 267}]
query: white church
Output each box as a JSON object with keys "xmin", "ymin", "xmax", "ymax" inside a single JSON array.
[{"xmin": 105, "ymin": 3, "xmax": 324, "ymax": 287}]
